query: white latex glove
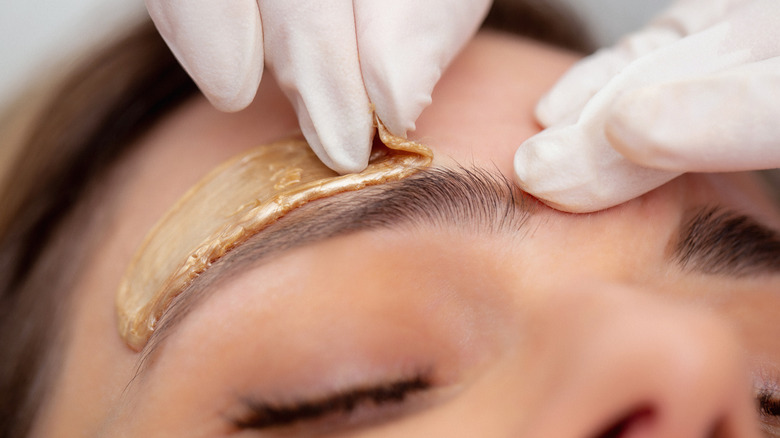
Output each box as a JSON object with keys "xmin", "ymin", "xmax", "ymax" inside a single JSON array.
[
  {"xmin": 145, "ymin": 0, "xmax": 491, "ymax": 173},
  {"xmin": 514, "ymin": 0, "xmax": 780, "ymax": 213}
]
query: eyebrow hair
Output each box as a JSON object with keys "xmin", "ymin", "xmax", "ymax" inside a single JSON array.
[
  {"xmin": 673, "ymin": 206, "xmax": 780, "ymax": 277},
  {"xmin": 132, "ymin": 166, "xmax": 535, "ymax": 374}
]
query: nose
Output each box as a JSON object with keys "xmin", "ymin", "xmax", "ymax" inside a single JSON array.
[{"xmin": 524, "ymin": 282, "xmax": 761, "ymax": 438}]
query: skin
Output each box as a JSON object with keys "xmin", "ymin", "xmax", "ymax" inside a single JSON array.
[{"xmin": 30, "ymin": 31, "xmax": 779, "ymax": 437}]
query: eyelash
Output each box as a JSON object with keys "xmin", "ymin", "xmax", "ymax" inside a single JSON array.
[
  {"xmin": 756, "ymin": 376, "xmax": 780, "ymax": 437},
  {"xmin": 759, "ymin": 390, "xmax": 780, "ymax": 419},
  {"xmin": 232, "ymin": 373, "xmax": 432, "ymax": 431}
]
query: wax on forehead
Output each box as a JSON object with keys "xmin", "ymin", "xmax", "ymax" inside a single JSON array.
[{"xmin": 116, "ymin": 125, "xmax": 432, "ymax": 351}]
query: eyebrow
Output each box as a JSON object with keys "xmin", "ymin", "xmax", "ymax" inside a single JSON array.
[
  {"xmin": 134, "ymin": 167, "xmax": 535, "ymax": 371},
  {"xmin": 673, "ymin": 206, "xmax": 780, "ymax": 277}
]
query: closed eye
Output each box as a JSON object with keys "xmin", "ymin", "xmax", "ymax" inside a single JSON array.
[
  {"xmin": 758, "ymin": 389, "xmax": 780, "ymax": 436},
  {"xmin": 232, "ymin": 373, "xmax": 433, "ymax": 431}
]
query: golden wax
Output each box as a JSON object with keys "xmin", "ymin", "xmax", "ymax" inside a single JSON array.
[{"xmin": 116, "ymin": 123, "xmax": 432, "ymax": 350}]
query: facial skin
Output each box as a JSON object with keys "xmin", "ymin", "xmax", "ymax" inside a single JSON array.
[{"xmin": 31, "ymin": 31, "xmax": 780, "ymax": 437}]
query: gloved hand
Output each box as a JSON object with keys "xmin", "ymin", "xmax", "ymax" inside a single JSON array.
[
  {"xmin": 145, "ymin": 0, "xmax": 491, "ymax": 173},
  {"xmin": 514, "ymin": 0, "xmax": 780, "ymax": 213}
]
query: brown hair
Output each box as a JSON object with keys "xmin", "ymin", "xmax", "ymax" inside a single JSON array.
[
  {"xmin": 485, "ymin": 0, "xmax": 593, "ymax": 53},
  {"xmin": 0, "ymin": 21, "xmax": 197, "ymax": 438},
  {"xmin": 0, "ymin": 4, "xmax": 589, "ymax": 437}
]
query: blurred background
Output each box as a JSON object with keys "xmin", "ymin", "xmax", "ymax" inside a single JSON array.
[{"xmin": 0, "ymin": 0, "xmax": 672, "ymax": 108}]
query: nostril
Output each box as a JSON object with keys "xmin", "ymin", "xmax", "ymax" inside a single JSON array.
[{"xmin": 592, "ymin": 406, "xmax": 655, "ymax": 438}]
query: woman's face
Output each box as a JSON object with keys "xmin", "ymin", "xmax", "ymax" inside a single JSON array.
[{"xmin": 34, "ymin": 31, "xmax": 780, "ymax": 437}]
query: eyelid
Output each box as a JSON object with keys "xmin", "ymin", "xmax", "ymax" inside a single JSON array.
[
  {"xmin": 758, "ymin": 390, "xmax": 780, "ymax": 415},
  {"xmin": 758, "ymin": 391, "xmax": 780, "ymax": 437},
  {"xmin": 754, "ymin": 369, "xmax": 780, "ymax": 436},
  {"xmin": 231, "ymin": 373, "xmax": 434, "ymax": 431}
]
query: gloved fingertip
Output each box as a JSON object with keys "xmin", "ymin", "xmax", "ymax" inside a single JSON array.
[
  {"xmin": 364, "ymin": 63, "xmax": 431, "ymax": 137},
  {"xmin": 311, "ymin": 140, "xmax": 370, "ymax": 175},
  {"xmin": 376, "ymin": 106, "xmax": 420, "ymax": 139},
  {"xmin": 514, "ymin": 127, "xmax": 652, "ymax": 214},
  {"xmin": 200, "ymin": 71, "xmax": 262, "ymax": 113},
  {"xmin": 324, "ymin": 147, "xmax": 370, "ymax": 175},
  {"xmin": 147, "ymin": 0, "xmax": 264, "ymax": 113},
  {"xmin": 513, "ymin": 130, "xmax": 595, "ymax": 212},
  {"xmin": 191, "ymin": 39, "xmax": 264, "ymax": 113},
  {"xmin": 298, "ymin": 113, "xmax": 371, "ymax": 175}
]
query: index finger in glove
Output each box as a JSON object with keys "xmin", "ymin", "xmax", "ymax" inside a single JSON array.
[
  {"xmin": 260, "ymin": 0, "xmax": 373, "ymax": 174},
  {"xmin": 514, "ymin": 125, "xmax": 680, "ymax": 213},
  {"xmin": 535, "ymin": 0, "xmax": 748, "ymax": 128},
  {"xmin": 145, "ymin": 0, "xmax": 264, "ymax": 111},
  {"xmin": 354, "ymin": 0, "xmax": 491, "ymax": 137}
]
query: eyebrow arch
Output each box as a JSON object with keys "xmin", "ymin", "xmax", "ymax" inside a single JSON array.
[
  {"xmin": 673, "ymin": 206, "xmax": 780, "ymax": 277},
  {"xmin": 133, "ymin": 167, "xmax": 535, "ymax": 373}
]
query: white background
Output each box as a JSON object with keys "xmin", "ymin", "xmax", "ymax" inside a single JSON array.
[{"xmin": 0, "ymin": 0, "xmax": 672, "ymax": 107}]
